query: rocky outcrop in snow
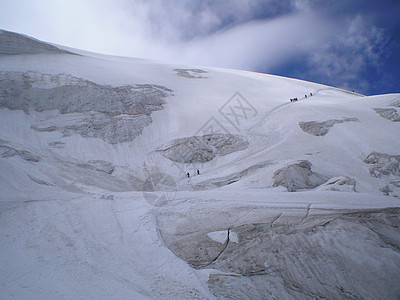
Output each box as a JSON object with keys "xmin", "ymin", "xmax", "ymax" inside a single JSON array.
[
  {"xmin": 174, "ymin": 69, "xmax": 208, "ymax": 79},
  {"xmin": 0, "ymin": 71, "xmax": 173, "ymax": 143},
  {"xmin": 31, "ymin": 112, "xmax": 153, "ymax": 144},
  {"xmin": 272, "ymin": 160, "xmax": 328, "ymax": 192},
  {"xmin": 364, "ymin": 152, "xmax": 400, "ymax": 177},
  {"xmin": 27, "ymin": 175, "xmax": 54, "ymax": 186},
  {"xmin": 0, "ymin": 29, "xmax": 74, "ymax": 56},
  {"xmin": 315, "ymin": 176, "xmax": 357, "ymax": 192},
  {"xmin": 0, "ymin": 144, "xmax": 40, "ymax": 162},
  {"xmin": 76, "ymin": 160, "xmax": 115, "ymax": 175},
  {"xmin": 392, "ymin": 99, "xmax": 400, "ymax": 107},
  {"xmin": 158, "ymin": 207, "xmax": 400, "ymax": 299},
  {"xmin": 373, "ymin": 98, "xmax": 400, "ymax": 121},
  {"xmin": 192, "ymin": 161, "xmax": 271, "ymax": 189},
  {"xmin": 381, "ymin": 180, "xmax": 400, "ymax": 198},
  {"xmin": 207, "ymin": 208, "xmax": 400, "ymax": 299},
  {"xmin": 373, "ymin": 108, "xmax": 400, "ymax": 122},
  {"xmin": 299, "ymin": 117, "xmax": 358, "ymax": 136},
  {"xmin": 160, "ymin": 134, "xmax": 249, "ymax": 163}
]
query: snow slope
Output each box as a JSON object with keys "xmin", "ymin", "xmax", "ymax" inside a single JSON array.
[{"xmin": 1, "ymin": 29, "xmax": 400, "ymax": 299}]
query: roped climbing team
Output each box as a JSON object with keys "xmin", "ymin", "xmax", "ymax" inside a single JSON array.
[{"xmin": 290, "ymin": 92, "xmax": 313, "ymax": 102}]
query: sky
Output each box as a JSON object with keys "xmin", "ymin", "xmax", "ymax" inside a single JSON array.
[{"xmin": 0, "ymin": 0, "xmax": 399, "ymax": 95}]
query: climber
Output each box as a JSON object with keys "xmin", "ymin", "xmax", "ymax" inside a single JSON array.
[
  {"xmin": 186, "ymin": 172, "xmax": 190, "ymax": 178},
  {"xmin": 305, "ymin": 94, "xmax": 307, "ymax": 98},
  {"xmin": 310, "ymin": 92, "xmax": 313, "ymax": 97},
  {"xmin": 197, "ymin": 169, "xmax": 200, "ymax": 175}
]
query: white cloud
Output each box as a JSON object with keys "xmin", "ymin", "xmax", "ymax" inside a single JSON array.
[
  {"xmin": 303, "ymin": 14, "xmax": 387, "ymax": 90},
  {"xmin": 291, "ymin": 0, "xmax": 312, "ymax": 12},
  {"xmin": 173, "ymin": 12, "xmax": 324, "ymax": 70},
  {"xmin": 0, "ymin": 0, "xmax": 391, "ymax": 93}
]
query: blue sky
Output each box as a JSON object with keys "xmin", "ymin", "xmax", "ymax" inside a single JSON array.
[{"xmin": 1, "ymin": 0, "xmax": 399, "ymax": 95}]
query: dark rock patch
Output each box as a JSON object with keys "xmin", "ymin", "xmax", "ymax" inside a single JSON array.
[
  {"xmin": 160, "ymin": 134, "xmax": 248, "ymax": 163},
  {"xmin": 0, "ymin": 71, "xmax": 173, "ymax": 143},
  {"xmin": 0, "ymin": 29, "xmax": 75, "ymax": 56},
  {"xmin": 28, "ymin": 175, "xmax": 53, "ymax": 186},
  {"xmin": 364, "ymin": 152, "xmax": 400, "ymax": 177},
  {"xmin": 272, "ymin": 160, "xmax": 329, "ymax": 192},
  {"xmin": 192, "ymin": 161, "xmax": 271, "ymax": 190},
  {"xmin": 0, "ymin": 145, "xmax": 40, "ymax": 162},
  {"xmin": 48, "ymin": 141, "xmax": 66, "ymax": 148},
  {"xmin": 316, "ymin": 176, "xmax": 357, "ymax": 192},
  {"xmin": 373, "ymin": 108, "xmax": 400, "ymax": 122},
  {"xmin": 380, "ymin": 180, "xmax": 400, "ymax": 198},
  {"xmin": 76, "ymin": 160, "xmax": 115, "ymax": 175},
  {"xmin": 299, "ymin": 117, "xmax": 358, "ymax": 136},
  {"xmin": 174, "ymin": 69, "xmax": 207, "ymax": 79}
]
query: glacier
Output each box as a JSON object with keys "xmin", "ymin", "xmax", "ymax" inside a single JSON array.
[{"xmin": 0, "ymin": 29, "xmax": 400, "ymax": 299}]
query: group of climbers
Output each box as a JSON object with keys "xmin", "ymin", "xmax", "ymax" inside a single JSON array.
[
  {"xmin": 290, "ymin": 92, "xmax": 313, "ymax": 103},
  {"xmin": 186, "ymin": 169, "xmax": 200, "ymax": 178}
]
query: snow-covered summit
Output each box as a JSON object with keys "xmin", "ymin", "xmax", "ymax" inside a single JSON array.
[{"xmin": 1, "ymin": 30, "xmax": 399, "ymax": 299}]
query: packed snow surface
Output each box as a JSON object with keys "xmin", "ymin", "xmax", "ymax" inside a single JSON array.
[{"xmin": 1, "ymin": 29, "xmax": 400, "ymax": 299}]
